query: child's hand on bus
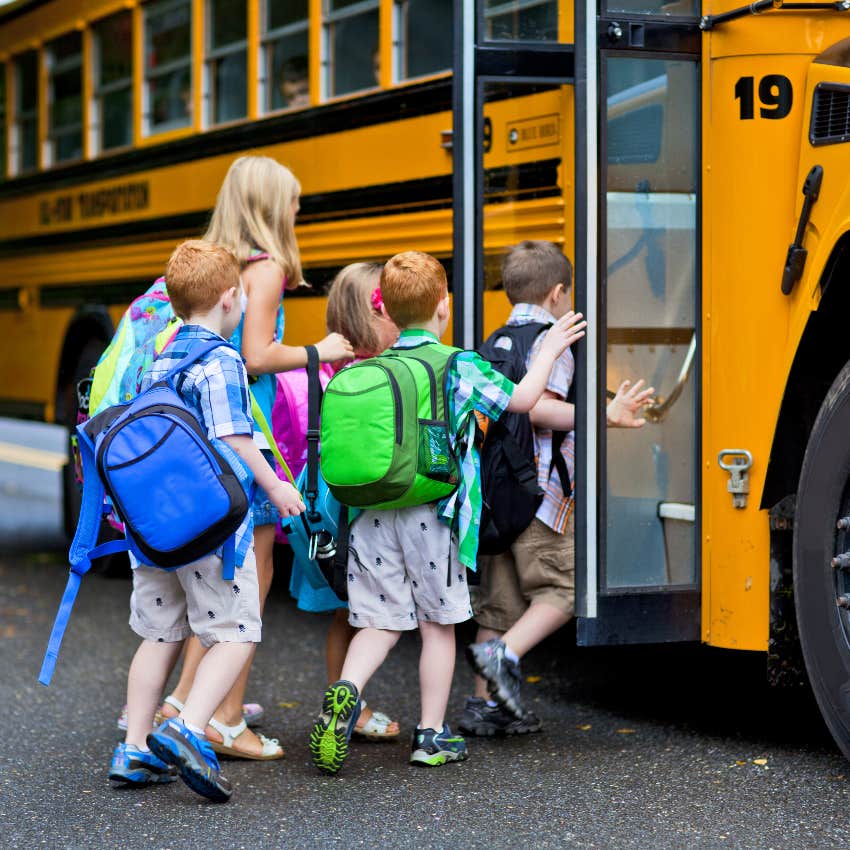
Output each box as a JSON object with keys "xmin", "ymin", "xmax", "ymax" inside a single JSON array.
[
  {"xmin": 540, "ymin": 311, "xmax": 587, "ymax": 360},
  {"xmin": 316, "ymin": 332, "xmax": 355, "ymax": 363},
  {"xmin": 606, "ymin": 378, "xmax": 655, "ymax": 428},
  {"xmin": 268, "ymin": 481, "xmax": 306, "ymax": 517}
]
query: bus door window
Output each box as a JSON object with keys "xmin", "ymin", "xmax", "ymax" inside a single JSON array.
[
  {"xmin": 12, "ymin": 51, "xmax": 39, "ymax": 174},
  {"xmin": 482, "ymin": 0, "xmax": 558, "ymax": 41},
  {"xmin": 602, "ymin": 57, "xmax": 698, "ymax": 588},
  {"xmin": 263, "ymin": 0, "xmax": 309, "ymax": 112},
  {"xmin": 604, "ymin": 0, "xmax": 698, "ymax": 15},
  {"xmin": 206, "ymin": 0, "xmax": 247, "ymax": 125},
  {"xmin": 0, "ymin": 66, "xmax": 6, "ymax": 179},
  {"xmin": 480, "ymin": 81, "xmax": 573, "ymax": 335},
  {"xmin": 144, "ymin": 0, "xmax": 192, "ymax": 134},
  {"xmin": 396, "ymin": 0, "xmax": 452, "ymax": 80},
  {"xmin": 324, "ymin": 0, "xmax": 380, "ymax": 98},
  {"xmin": 92, "ymin": 12, "xmax": 133, "ymax": 152}
]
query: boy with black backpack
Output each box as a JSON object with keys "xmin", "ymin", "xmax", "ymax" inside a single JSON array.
[
  {"xmin": 308, "ymin": 250, "xmax": 586, "ymax": 773},
  {"xmin": 109, "ymin": 241, "xmax": 304, "ymax": 801},
  {"xmin": 462, "ymin": 240, "xmax": 584, "ymax": 735}
]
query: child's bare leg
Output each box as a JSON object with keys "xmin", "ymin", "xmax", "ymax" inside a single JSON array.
[
  {"xmin": 125, "ymin": 639, "xmax": 183, "ymax": 749},
  {"xmin": 206, "ymin": 525, "xmax": 275, "ymax": 755},
  {"xmin": 327, "ymin": 608, "xmax": 356, "ymax": 682},
  {"xmin": 340, "ymin": 627, "xmax": 401, "ymax": 692},
  {"xmin": 180, "ymin": 642, "xmax": 255, "ymax": 732},
  {"xmin": 472, "ymin": 626, "xmax": 504, "ymax": 699},
  {"xmin": 328, "ymin": 611, "xmax": 400, "ymax": 734},
  {"xmin": 419, "ymin": 621, "xmax": 456, "ymax": 730},
  {"xmin": 501, "ymin": 601, "xmax": 569, "ymax": 658},
  {"xmin": 164, "ymin": 636, "xmax": 207, "ymax": 713}
]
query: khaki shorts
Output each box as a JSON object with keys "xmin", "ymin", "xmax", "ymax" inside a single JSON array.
[
  {"xmin": 129, "ymin": 547, "xmax": 262, "ymax": 647},
  {"xmin": 474, "ymin": 514, "xmax": 575, "ymax": 633},
  {"xmin": 347, "ymin": 503, "xmax": 473, "ymax": 631}
]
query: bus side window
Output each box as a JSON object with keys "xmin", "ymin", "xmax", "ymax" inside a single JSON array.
[
  {"xmin": 263, "ymin": 0, "xmax": 309, "ymax": 112},
  {"xmin": 483, "ymin": 0, "xmax": 558, "ymax": 41},
  {"xmin": 324, "ymin": 0, "xmax": 380, "ymax": 98},
  {"xmin": 47, "ymin": 32, "xmax": 83, "ymax": 166},
  {"xmin": 397, "ymin": 0, "xmax": 452, "ymax": 80},
  {"xmin": 12, "ymin": 50, "xmax": 38, "ymax": 174},
  {"xmin": 206, "ymin": 0, "xmax": 247, "ymax": 125},
  {"xmin": 0, "ymin": 65, "xmax": 6, "ymax": 179},
  {"xmin": 92, "ymin": 11, "xmax": 133, "ymax": 153},
  {"xmin": 144, "ymin": 0, "xmax": 192, "ymax": 134}
]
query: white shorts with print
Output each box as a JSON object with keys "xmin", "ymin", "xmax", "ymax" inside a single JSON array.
[
  {"xmin": 346, "ymin": 503, "xmax": 473, "ymax": 631},
  {"xmin": 129, "ymin": 546, "xmax": 262, "ymax": 647}
]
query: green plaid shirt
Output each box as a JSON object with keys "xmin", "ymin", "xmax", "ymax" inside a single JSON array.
[{"xmin": 392, "ymin": 330, "xmax": 515, "ymax": 569}]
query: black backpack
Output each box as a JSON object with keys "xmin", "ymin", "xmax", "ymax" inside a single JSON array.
[{"xmin": 477, "ymin": 322, "xmax": 572, "ymax": 557}]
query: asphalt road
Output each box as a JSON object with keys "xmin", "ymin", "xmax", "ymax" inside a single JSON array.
[{"xmin": 1, "ymin": 419, "xmax": 850, "ymax": 849}]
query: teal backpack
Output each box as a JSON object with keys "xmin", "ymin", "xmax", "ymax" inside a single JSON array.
[{"xmin": 320, "ymin": 341, "xmax": 461, "ymax": 510}]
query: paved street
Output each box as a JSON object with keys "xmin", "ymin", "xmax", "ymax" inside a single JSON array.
[{"xmin": 1, "ymin": 419, "xmax": 850, "ymax": 849}]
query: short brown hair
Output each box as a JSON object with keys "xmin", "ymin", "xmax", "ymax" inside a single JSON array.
[
  {"xmin": 326, "ymin": 262, "xmax": 384, "ymax": 354},
  {"xmin": 502, "ymin": 240, "xmax": 572, "ymax": 306},
  {"xmin": 381, "ymin": 251, "xmax": 447, "ymax": 329},
  {"xmin": 165, "ymin": 240, "xmax": 240, "ymax": 319}
]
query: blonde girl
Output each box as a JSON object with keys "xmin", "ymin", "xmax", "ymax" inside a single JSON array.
[
  {"xmin": 160, "ymin": 156, "xmax": 353, "ymax": 759},
  {"xmin": 287, "ymin": 261, "xmax": 400, "ymax": 739}
]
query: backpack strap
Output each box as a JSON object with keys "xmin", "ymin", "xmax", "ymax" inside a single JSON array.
[
  {"xmin": 39, "ymin": 425, "xmax": 131, "ymax": 686},
  {"xmin": 250, "ymin": 395, "xmax": 296, "ymax": 486},
  {"xmin": 304, "ymin": 345, "xmax": 321, "ymax": 523},
  {"xmin": 159, "ymin": 339, "xmax": 236, "ymax": 385}
]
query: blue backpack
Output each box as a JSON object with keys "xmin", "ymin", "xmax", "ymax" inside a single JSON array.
[{"xmin": 39, "ymin": 340, "xmax": 252, "ymax": 686}]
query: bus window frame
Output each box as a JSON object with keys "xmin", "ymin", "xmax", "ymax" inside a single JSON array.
[
  {"xmin": 0, "ymin": 60, "xmax": 6, "ymax": 179},
  {"xmin": 45, "ymin": 31, "xmax": 84, "ymax": 169},
  {"xmin": 478, "ymin": 0, "xmax": 561, "ymax": 44},
  {"xmin": 394, "ymin": 0, "xmax": 453, "ymax": 84},
  {"xmin": 260, "ymin": 1, "xmax": 310, "ymax": 115},
  {"xmin": 322, "ymin": 0, "xmax": 382, "ymax": 101},
  {"xmin": 91, "ymin": 11, "xmax": 135, "ymax": 157},
  {"xmin": 142, "ymin": 0, "xmax": 194, "ymax": 138},
  {"xmin": 11, "ymin": 48, "xmax": 39, "ymax": 176},
  {"xmin": 203, "ymin": 0, "xmax": 248, "ymax": 128}
]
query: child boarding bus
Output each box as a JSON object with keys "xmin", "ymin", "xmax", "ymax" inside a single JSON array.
[{"xmin": 2, "ymin": 0, "xmax": 850, "ymax": 755}]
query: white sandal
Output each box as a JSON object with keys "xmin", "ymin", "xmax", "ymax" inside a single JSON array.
[
  {"xmin": 156, "ymin": 694, "xmax": 265, "ymax": 727},
  {"xmin": 352, "ymin": 699, "xmax": 400, "ymax": 741},
  {"xmin": 206, "ymin": 717, "xmax": 284, "ymax": 760}
]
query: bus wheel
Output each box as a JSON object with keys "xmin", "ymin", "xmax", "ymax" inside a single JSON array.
[
  {"xmin": 795, "ymin": 359, "xmax": 850, "ymax": 760},
  {"xmin": 61, "ymin": 338, "xmax": 105, "ymax": 540}
]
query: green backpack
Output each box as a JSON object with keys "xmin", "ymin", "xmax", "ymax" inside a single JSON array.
[{"xmin": 320, "ymin": 341, "xmax": 461, "ymax": 510}]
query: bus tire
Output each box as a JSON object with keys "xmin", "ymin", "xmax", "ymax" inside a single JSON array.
[
  {"xmin": 794, "ymin": 358, "xmax": 850, "ymax": 760},
  {"xmin": 60, "ymin": 338, "xmax": 129, "ymax": 578}
]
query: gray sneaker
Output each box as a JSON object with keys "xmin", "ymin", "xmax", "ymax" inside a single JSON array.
[
  {"xmin": 458, "ymin": 697, "xmax": 542, "ymax": 736},
  {"xmin": 466, "ymin": 639, "xmax": 526, "ymax": 720}
]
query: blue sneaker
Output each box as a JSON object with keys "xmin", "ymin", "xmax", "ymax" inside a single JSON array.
[
  {"xmin": 108, "ymin": 742, "xmax": 177, "ymax": 786},
  {"xmin": 147, "ymin": 718, "xmax": 232, "ymax": 803},
  {"xmin": 309, "ymin": 680, "xmax": 361, "ymax": 775},
  {"xmin": 410, "ymin": 724, "xmax": 468, "ymax": 767}
]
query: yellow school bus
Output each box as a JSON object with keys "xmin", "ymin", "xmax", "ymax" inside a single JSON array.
[{"xmin": 3, "ymin": 0, "xmax": 850, "ymax": 757}]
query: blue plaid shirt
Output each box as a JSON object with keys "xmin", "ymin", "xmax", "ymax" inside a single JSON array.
[
  {"xmin": 392, "ymin": 330, "xmax": 515, "ymax": 569},
  {"xmin": 137, "ymin": 324, "xmax": 255, "ymax": 567}
]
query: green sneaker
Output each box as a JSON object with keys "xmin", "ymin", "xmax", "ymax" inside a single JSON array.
[
  {"xmin": 309, "ymin": 680, "xmax": 361, "ymax": 775},
  {"xmin": 410, "ymin": 724, "xmax": 468, "ymax": 767}
]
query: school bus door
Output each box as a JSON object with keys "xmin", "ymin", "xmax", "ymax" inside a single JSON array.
[{"xmin": 574, "ymin": 6, "xmax": 703, "ymax": 644}]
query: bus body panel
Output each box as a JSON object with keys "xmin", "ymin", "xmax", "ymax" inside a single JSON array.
[{"xmin": 702, "ymin": 22, "xmax": 850, "ymax": 650}]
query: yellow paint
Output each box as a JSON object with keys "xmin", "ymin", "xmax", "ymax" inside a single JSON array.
[
  {"xmin": 702, "ymin": 19, "xmax": 850, "ymax": 650},
  {"xmin": 0, "ymin": 441, "xmax": 66, "ymax": 471}
]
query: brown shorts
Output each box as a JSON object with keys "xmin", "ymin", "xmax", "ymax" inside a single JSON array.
[{"xmin": 474, "ymin": 514, "xmax": 575, "ymax": 633}]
